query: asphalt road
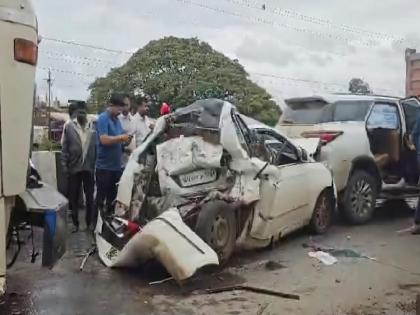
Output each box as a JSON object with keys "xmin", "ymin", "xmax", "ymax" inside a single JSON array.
[{"xmin": 2, "ymin": 200, "xmax": 420, "ymax": 315}]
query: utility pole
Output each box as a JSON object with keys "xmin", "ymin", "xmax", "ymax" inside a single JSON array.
[{"xmin": 44, "ymin": 69, "xmax": 53, "ymax": 140}]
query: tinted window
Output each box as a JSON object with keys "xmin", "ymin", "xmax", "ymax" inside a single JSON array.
[
  {"xmin": 281, "ymin": 100, "xmax": 372, "ymax": 124},
  {"xmin": 281, "ymin": 101, "xmax": 332, "ymax": 124},
  {"xmin": 333, "ymin": 101, "xmax": 372, "ymax": 121},
  {"xmin": 366, "ymin": 103, "xmax": 400, "ymax": 130}
]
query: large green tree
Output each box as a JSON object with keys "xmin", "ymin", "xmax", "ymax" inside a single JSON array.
[{"xmin": 88, "ymin": 37, "xmax": 280, "ymax": 125}]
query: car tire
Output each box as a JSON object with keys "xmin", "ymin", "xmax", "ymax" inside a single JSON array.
[
  {"xmin": 341, "ymin": 170, "xmax": 377, "ymax": 224},
  {"xmin": 310, "ymin": 190, "xmax": 334, "ymax": 234},
  {"xmin": 195, "ymin": 200, "xmax": 236, "ymax": 263}
]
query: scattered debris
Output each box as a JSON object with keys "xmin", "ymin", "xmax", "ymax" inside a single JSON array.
[
  {"xmin": 79, "ymin": 246, "xmax": 96, "ymax": 271},
  {"xmin": 396, "ymin": 300, "xmax": 416, "ymax": 313},
  {"xmin": 149, "ymin": 277, "xmax": 173, "ymax": 285},
  {"xmin": 398, "ymin": 283, "xmax": 420, "ymax": 290},
  {"xmin": 328, "ymin": 249, "xmax": 372, "ymax": 259},
  {"xmin": 308, "ymin": 251, "xmax": 337, "ymax": 265},
  {"xmin": 302, "ymin": 240, "xmax": 333, "ymax": 251},
  {"xmin": 303, "ymin": 240, "xmax": 375, "ymax": 260},
  {"xmin": 308, "ymin": 245, "xmax": 420, "ymax": 277},
  {"xmin": 264, "ymin": 260, "xmax": 287, "ymax": 271},
  {"xmin": 200, "ymin": 285, "xmax": 300, "ymax": 300},
  {"xmin": 256, "ymin": 302, "xmax": 270, "ymax": 315}
]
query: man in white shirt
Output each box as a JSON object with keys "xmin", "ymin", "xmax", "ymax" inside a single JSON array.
[
  {"xmin": 133, "ymin": 98, "xmax": 154, "ymax": 147},
  {"xmin": 118, "ymin": 95, "xmax": 135, "ymax": 168}
]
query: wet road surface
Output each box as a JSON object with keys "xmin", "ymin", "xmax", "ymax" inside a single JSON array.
[{"xmin": 1, "ymin": 199, "xmax": 420, "ymax": 314}]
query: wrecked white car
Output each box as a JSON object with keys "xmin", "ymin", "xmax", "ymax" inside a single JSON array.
[{"xmin": 96, "ymin": 99, "xmax": 336, "ymax": 281}]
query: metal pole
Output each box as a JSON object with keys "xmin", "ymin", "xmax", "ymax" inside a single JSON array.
[{"xmin": 47, "ymin": 69, "xmax": 52, "ymax": 140}]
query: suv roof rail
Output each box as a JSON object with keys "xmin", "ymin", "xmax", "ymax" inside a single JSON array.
[
  {"xmin": 331, "ymin": 92, "xmax": 401, "ymax": 99},
  {"xmin": 400, "ymin": 96, "xmax": 420, "ymax": 102}
]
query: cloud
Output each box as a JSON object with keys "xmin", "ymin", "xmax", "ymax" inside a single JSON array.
[
  {"xmin": 235, "ymin": 36, "xmax": 300, "ymax": 67},
  {"xmin": 309, "ymin": 54, "xmax": 333, "ymax": 67},
  {"xmin": 33, "ymin": 0, "xmax": 420, "ymax": 102}
]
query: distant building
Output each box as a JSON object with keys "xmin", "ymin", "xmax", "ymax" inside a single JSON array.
[{"xmin": 405, "ymin": 48, "xmax": 420, "ymax": 97}]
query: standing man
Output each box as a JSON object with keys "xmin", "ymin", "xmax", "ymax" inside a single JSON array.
[
  {"xmin": 60, "ymin": 102, "xmax": 78, "ymax": 146},
  {"xmin": 95, "ymin": 93, "xmax": 130, "ymax": 220},
  {"xmin": 118, "ymin": 94, "xmax": 135, "ymax": 169},
  {"xmin": 133, "ymin": 97, "xmax": 154, "ymax": 147},
  {"xmin": 410, "ymin": 114, "xmax": 420, "ymax": 234},
  {"xmin": 61, "ymin": 101, "xmax": 96, "ymax": 233}
]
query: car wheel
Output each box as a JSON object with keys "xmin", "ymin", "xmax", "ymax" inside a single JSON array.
[
  {"xmin": 310, "ymin": 190, "xmax": 333, "ymax": 234},
  {"xmin": 195, "ymin": 200, "xmax": 236, "ymax": 263},
  {"xmin": 342, "ymin": 170, "xmax": 377, "ymax": 224}
]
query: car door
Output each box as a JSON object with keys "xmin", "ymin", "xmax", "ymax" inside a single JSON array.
[{"xmin": 256, "ymin": 130, "xmax": 311, "ymax": 237}]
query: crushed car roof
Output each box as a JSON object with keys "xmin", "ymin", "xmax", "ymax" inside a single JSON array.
[{"xmin": 173, "ymin": 98, "xmax": 226, "ymax": 129}]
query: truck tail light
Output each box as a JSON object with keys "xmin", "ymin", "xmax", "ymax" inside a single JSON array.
[
  {"xmin": 301, "ymin": 130, "xmax": 343, "ymax": 145},
  {"xmin": 14, "ymin": 38, "xmax": 38, "ymax": 66}
]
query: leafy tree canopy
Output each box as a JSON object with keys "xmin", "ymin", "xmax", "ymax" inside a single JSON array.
[{"xmin": 89, "ymin": 37, "xmax": 281, "ymax": 125}]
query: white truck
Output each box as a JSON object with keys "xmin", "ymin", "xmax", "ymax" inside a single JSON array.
[{"xmin": 0, "ymin": 0, "xmax": 67, "ymax": 296}]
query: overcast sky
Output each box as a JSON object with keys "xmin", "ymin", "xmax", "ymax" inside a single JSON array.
[{"xmin": 33, "ymin": 0, "xmax": 420, "ymax": 106}]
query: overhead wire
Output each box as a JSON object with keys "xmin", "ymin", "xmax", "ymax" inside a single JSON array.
[
  {"xmin": 41, "ymin": 37, "xmax": 133, "ymax": 55},
  {"xmin": 252, "ymin": 73, "xmax": 397, "ymax": 95},
  {"xmin": 40, "ymin": 54, "xmax": 117, "ymax": 69},
  {"xmin": 41, "ymin": 50, "xmax": 118, "ymax": 65},
  {"xmin": 174, "ymin": 0, "xmax": 384, "ymax": 48},
  {"xmin": 222, "ymin": 0, "xmax": 403, "ymax": 43}
]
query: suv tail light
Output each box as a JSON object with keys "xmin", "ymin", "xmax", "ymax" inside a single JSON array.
[
  {"xmin": 301, "ymin": 130, "xmax": 343, "ymax": 145},
  {"xmin": 14, "ymin": 38, "xmax": 38, "ymax": 66}
]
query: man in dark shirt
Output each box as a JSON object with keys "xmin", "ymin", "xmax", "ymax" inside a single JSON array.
[
  {"xmin": 410, "ymin": 114, "xmax": 420, "ymax": 234},
  {"xmin": 61, "ymin": 101, "xmax": 96, "ymax": 232},
  {"xmin": 95, "ymin": 93, "xmax": 130, "ymax": 223}
]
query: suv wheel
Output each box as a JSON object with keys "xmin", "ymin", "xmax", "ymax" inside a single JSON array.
[{"xmin": 341, "ymin": 170, "xmax": 377, "ymax": 224}]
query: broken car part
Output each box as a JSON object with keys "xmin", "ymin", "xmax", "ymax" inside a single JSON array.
[{"xmin": 202, "ymin": 284, "xmax": 300, "ymax": 300}]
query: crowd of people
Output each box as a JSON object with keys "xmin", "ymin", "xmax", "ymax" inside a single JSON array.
[{"xmin": 61, "ymin": 93, "xmax": 168, "ymax": 233}]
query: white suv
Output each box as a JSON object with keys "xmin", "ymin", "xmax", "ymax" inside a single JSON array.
[{"xmin": 277, "ymin": 94, "xmax": 420, "ymax": 224}]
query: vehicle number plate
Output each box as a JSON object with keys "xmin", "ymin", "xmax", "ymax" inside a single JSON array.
[{"xmin": 179, "ymin": 169, "xmax": 217, "ymax": 187}]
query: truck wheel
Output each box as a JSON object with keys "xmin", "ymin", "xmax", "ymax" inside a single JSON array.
[
  {"xmin": 341, "ymin": 170, "xmax": 377, "ymax": 224},
  {"xmin": 310, "ymin": 190, "xmax": 334, "ymax": 234},
  {"xmin": 195, "ymin": 200, "xmax": 236, "ymax": 263}
]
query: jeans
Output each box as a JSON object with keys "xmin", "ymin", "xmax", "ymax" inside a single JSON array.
[
  {"xmin": 68, "ymin": 171, "xmax": 95, "ymax": 228},
  {"xmin": 95, "ymin": 169, "xmax": 122, "ymax": 222}
]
